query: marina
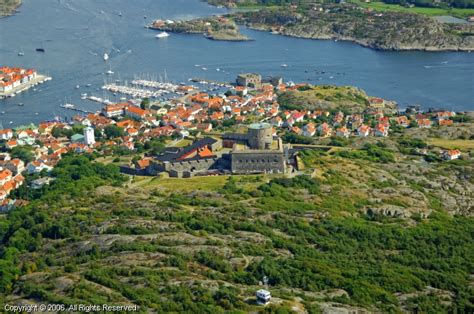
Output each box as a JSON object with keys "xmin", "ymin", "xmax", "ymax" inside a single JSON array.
[{"xmin": 102, "ymin": 81, "xmax": 178, "ymax": 98}]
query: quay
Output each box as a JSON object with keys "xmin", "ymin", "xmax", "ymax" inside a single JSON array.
[
  {"xmin": 189, "ymin": 77, "xmax": 232, "ymax": 88},
  {"xmin": 59, "ymin": 104, "xmax": 98, "ymax": 114}
]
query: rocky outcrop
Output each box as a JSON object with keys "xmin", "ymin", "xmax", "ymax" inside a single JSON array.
[
  {"xmin": 149, "ymin": 16, "xmax": 250, "ymax": 42},
  {"xmin": 0, "ymin": 0, "xmax": 22, "ymax": 17},
  {"xmin": 232, "ymin": 4, "xmax": 474, "ymax": 51}
]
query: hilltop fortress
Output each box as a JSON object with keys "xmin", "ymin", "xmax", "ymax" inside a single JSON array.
[{"xmin": 123, "ymin": 123, "xmax": 293, "ymax": 178}]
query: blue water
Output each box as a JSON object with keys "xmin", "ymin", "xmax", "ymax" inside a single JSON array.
[{"xmin": 0, "ymin": 0, "xmax": 473, "ymax": 127}]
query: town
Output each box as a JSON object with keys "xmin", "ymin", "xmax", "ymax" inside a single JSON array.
[
  {"xmin": 0, "ymin": 71, "xmax": 467, "ymax": 211},
  {"xmin": 0, "ymin": 66, "xmax": 51, "ymax": 99}
]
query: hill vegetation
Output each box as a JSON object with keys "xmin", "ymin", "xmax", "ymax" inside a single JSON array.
[
  {"xmin": 232, "ymin": 3, "xmax": 474, "ymax": 51},
  {"xmin": 277, "ymin": 85, "xmax": 398, "ymax": 113},
  {"xmin": 1, "ymin": 143, "xmax": 473, "ymax": 312}
]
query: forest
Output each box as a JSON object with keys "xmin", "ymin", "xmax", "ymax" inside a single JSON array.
[{"xmin": 0, "ymin": 151, "xmax": 473, "ymax": 312}]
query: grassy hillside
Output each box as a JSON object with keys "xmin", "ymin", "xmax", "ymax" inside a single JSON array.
[
  {"xmin": 277, "ymin": 85, "xmax": 397, "ymax": 113},
  {"xmin": 1, "ymin": 148, "xmax": 473, "ymax": 312}
]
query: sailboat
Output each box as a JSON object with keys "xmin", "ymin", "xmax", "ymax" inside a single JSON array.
[
  {"xmin": 18, "ymin": 47, "xmax": 25, "ymax": 56},
  {"xmin": 106, "ymin": 64, "xmax": 114, "ymax": 75},
  {"xmin": 103, "ymin": 53, "xmax": 109, "ymax": 61}
]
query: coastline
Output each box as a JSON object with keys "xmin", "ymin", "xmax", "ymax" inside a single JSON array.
[
  {"xmin": 201, "ymin": 2, "xmax": 474, "ymax": 52},
  {"xmin": 0, "ymin": 0, "xmax": 21, "ymax": 17},
  {"xmin": 248, "ymin": 25, "xmax": 474, "ymax": 52}
]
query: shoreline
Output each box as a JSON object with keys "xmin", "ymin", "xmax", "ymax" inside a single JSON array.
[
  {"xmin": 0, "ymin": 0, "xmax": 22, "ymax": 18},
  {"xmin": 248, "ymin": 26, "xmax": 474, "ymax": 52},
  {"xmin": 202, "ymin": 2, "xmax": 474, "ymax": 52}
]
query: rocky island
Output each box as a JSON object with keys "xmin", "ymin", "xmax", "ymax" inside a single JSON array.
[
  {"xmin": 198, "ymin": 1, "xmax": 474, "ymax": 51},
  {"xmin": 150, "ymin": 16, "xmax": 250, "ymax": 41}
]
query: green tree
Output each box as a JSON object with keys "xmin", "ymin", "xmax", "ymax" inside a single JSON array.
[{"xmin": 104, "ymin": 125, "xmax": 125, "ymax": 139}]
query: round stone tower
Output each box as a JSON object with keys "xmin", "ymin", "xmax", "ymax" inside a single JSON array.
[{"xmin": 247, "ymin": 123, "xmax": 273, "ymax": 150}]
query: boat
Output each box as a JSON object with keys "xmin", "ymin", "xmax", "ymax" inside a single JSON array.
[
  {"xmin": 281, "ymin": 64, "xmax": 288, "ymax": 68},
  {"xmin": 35, "ymin": 113, "xmax": 39, "ymax": 115},
  {"xmin": 86, "ymin": 83, "xmax": 92, "ymax": 87},
  {"xmin": 18, "ymin": 47, "xmax": 25, "ymax": 56},
  {"xmin": 201, "ymin": 67, "xmax": 208, "ymax": 71},
  {"xmin": 156, "ymin": 31, "xmax": 170, "ymax": 39},
  {"xmin": 118, "ymin": 11, "xmax": 122, "ymax": 17},
  {"xmin": 9, "ymin": 121, "xmax": 13, "ymax": 124},
  {"xmin": 75, "ymin": 85, "xmax": 80, "ymax": 89},
  {"xmin": 0, "ymin": 111, "xmax": 5, "ymax": 114},
  {"xmin": 103, "ymin": 53, "xmax": 109, "ymax": 61},
  {"xmin": 106, "ymin": 70, "xmax": 114, "ymax": 75},
  {"xmin": 61, "ymin": 103, "xmax": 75, "ymax": 109},
  {"xmin": 17, "ymin": 103, "xmax": 24, "ymax": 107},
  {"xmin": 36, "ymin": 48, "xmax": 45, "ymax": 53}
]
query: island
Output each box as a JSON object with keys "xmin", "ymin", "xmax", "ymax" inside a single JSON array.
[
  {"xmin": 150, "ymin": 16, "xmax": 251, "ymax": 41},
  {"xmin": 185, "ymin": 1, "xmax": 474, "ymax": 51}
]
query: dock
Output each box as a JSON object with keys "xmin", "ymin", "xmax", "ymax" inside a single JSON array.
[{"xmin": 59, "ymin": 104, "xmax": 97, "ymax": 114}]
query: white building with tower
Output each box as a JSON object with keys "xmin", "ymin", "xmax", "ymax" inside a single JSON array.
[{"xmin": 84, "ymin": 126, "xmax": 95, "ymax": 146}]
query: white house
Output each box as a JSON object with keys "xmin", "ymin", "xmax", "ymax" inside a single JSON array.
[
  {"xmin": 26, "ymin": 161, "xmax": 52, "ymax": 174},
  {"xmin": 0, "ymin": 129, "xmax": 13, "ymax": 140},
  {"xmin": 442, "ymin": 150, "xmax": 461, "ymax": 161}
]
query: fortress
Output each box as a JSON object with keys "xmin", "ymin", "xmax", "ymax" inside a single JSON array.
[
  {"xmin": 224, "ymin": 123, "xmax": 286, "ymax": 175},
  {"xmin": 126, "ymin": 123, "xmax": 291, "ymax": 178}
]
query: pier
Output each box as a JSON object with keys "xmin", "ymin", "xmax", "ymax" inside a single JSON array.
[
  {"xmin": 85, "ymin": 95, "xmax": 114, "ymax": 105},
  {"xmin": 59, "ymin": 104, "xmax": 97, "ymax": 114}
]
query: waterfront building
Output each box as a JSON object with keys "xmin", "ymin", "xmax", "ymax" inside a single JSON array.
[
  {"xmin": 125, "ymin": 106, "xmax": 151, "ymax": 121},
  {"xmin": 0, "ymin": 66, "xmax": 37, "ymax": 93}
]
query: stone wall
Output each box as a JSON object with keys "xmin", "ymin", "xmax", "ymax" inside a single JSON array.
[
  {"xmin": 230, "ymin": 151, "xmax": 285, "ymax": 174},
  {"xmin": 150, "ymin": 157, "xmax": 222, "ymax": 178}
]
